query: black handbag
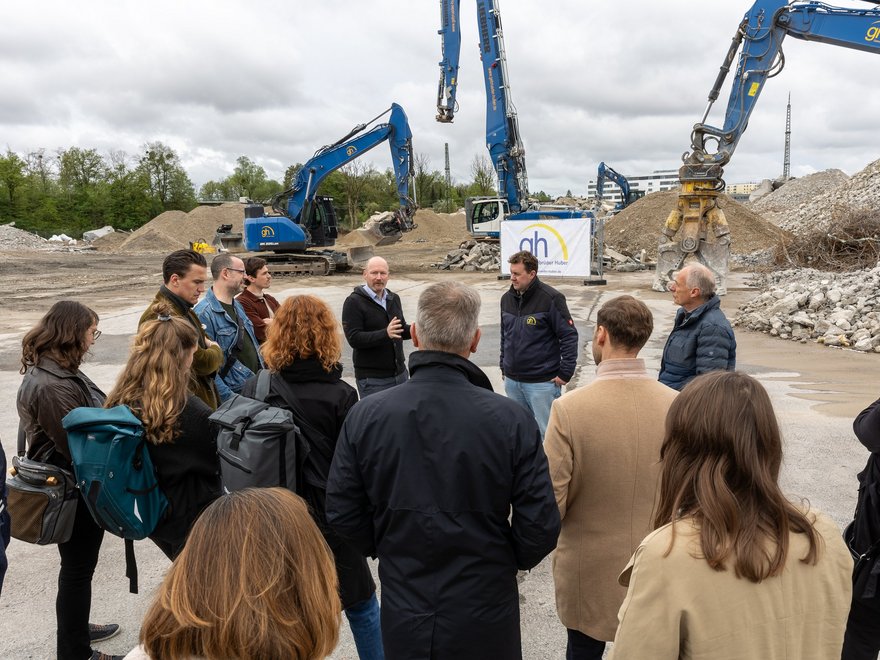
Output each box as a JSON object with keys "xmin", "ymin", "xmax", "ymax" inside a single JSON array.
[
  {"xmin": 845, "ymin": 452, "xmax": 880, "ymax": 600},
  {"xmin": 7, "ymin": 425, "xmax": 78, "ymax": 545}
]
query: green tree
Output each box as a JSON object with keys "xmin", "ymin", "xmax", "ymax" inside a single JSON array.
[
  {"xmin": 138, "ymin": 142, "xmax": 197, "ymax": 211},
  {"xmin": 340, "ymin": 160, "xmax": 373, "ymax": 228},
  {"xmin": 0, "ymin": 149, "xmax": 26, "ymax": 213},
  {"xmin": 56, "ymin": 147, "xmax": 109, "ymax": 233}
]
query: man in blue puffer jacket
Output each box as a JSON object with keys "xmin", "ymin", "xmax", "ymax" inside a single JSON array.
[{"xmin": 659, "ymin": 263, "xmax": 736, "ymax": 391}]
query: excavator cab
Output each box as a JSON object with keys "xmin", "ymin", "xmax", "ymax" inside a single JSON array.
[{"xmin": 466, "ymin": 197, "xmax": 508, "ymax": 238}]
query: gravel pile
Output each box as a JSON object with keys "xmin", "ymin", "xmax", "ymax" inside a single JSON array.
[
  {"xmin": 764, "ymin": 159, "xmax": 880, "ymax": 236},
  {"xmin": 116, "ymin": 204, "xmax": 245, "ymax": 254},
  {"xmin": 0, "ymin": 224, "xmax": 50, "ymax": 251},
  {"xmin": 735, "ymin": 264, "xmax": 880, "ymax": 351},
  {"xmin": 749, "ymin": 170, "xmax": 849, "ymax": 225}
]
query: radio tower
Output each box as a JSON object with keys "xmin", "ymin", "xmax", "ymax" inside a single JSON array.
[
  {"xmin": 783, "ymin": 93, "xmax": 791, "ymax": 180},
  {"xmin": 444, "ymin": 142, "xmax": 452, "ymax": 210}
]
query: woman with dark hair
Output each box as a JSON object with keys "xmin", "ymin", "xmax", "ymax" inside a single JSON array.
[
  {"xmin": 105, "ymin": 302, "xmax": 222, "ymax": 559},
  {"xmin": 610, "ymin": 371, "xmax": 852, "ymax": 660},
  {"xmin": 17, "ymin": 301, "xmax": 120, "ymax": 660},
  {"xmin": 237, "ymin": 256, "xmax": 279, "ymax": 343},
  {"xmin": 125, "ymin": 487, "xmax": 340, "ymax": 660},
  {"xmin": 242, "ymin": 294, "xmax": 383, "ymax": 660}
]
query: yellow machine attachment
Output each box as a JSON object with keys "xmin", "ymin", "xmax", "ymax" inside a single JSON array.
[
  {"xmin": 189, "ymin": 239, "xmax": 216, "ymax": 254},
  {"xmin": 652, "ymin": 178, "xmax": 730, "ymax": 296}
]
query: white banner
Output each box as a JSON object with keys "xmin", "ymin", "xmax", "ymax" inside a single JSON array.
[{"xmin": 500, "ymin": 219, "xmax": 592, "ymax": 277}]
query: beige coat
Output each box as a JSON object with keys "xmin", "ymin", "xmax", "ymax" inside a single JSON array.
[
  {"xmin": 610, "ymin": 511, "xmax": 853, "ymax": 659},
  {"xmin": 544, "ymin": 358, "xmax": 677, "ymax": 640}
]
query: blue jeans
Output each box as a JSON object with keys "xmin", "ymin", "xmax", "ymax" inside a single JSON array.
[
  {"xmin": 345, "ymin": 593, "xmax": 384, "ymax": 660},
  {"xmin": 504, "ymin": 378, "xmax": 561, "ymax": 437},
  {"xmin": 356, "ymin": 371, "xmax": 408, "ymax": 399}
]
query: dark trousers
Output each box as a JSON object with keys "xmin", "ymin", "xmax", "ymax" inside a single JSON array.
[
  {"xmin": 842, "ymin": 592, "xmax": 880, "ymax": 660},
  {"xmin": 567, "ymin": 628, "xmax": 606, "ymax": 660},
  {"xmin": 57, "ymin": 494, "xmax": 104, "ymax": 660}
]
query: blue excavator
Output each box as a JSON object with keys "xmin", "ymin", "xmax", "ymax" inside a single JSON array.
[
  {"xmin": 654, "ymin": 0, "xmax": 880, "ymax": 294},
  {"xmin": 596, "ymin": 162, "xmax": 645, "ymax": 213},
  {"xmin": 437, "ymin": 0, "xmax": 594, "ymax": 238},
  {"xmin": 215, "ymin": 103, "xmax": 417, "ymax": 275}
]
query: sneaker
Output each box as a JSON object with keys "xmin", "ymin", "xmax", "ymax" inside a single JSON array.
[
  {"xmin": 89, "ymin": 622, "xmax": 121, "ymax": 643},
  {"xmin": 90, "ymin": 652, "xmax": 124, "ymax": 660}
]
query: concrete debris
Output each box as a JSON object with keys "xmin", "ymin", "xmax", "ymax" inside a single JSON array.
[
  {"xmin": 0, "ymin": 224, "xmax": 50, "ymax": 251},
  {"xmin": 604, "ymin": 246, "xmax": 653, "ymax": 272},
  {"xmin": 752, "ymin": 161, "xmax": 879, "ymax": 237},
  {"xmin": 83, "ymin": 226, "xmax": 115, "ymax": 242},
  {"xmin": 734, "ymin": 263, "xmax": 880, "ymax": 351},
  {"xmin": 433, "ymin": 240, "xmax": 501, "ymax": 272}
]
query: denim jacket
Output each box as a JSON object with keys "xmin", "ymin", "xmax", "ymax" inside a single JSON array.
[{"xmin": 194, "ymin": 288, "xmax": 264, "ymax": 401}]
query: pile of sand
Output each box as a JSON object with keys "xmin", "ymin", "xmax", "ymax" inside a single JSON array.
[
  {"xmin": 749, "ymin": 170, "xmax": 849, "ymax": 222},
  {"xmin": 399, "ymin": 209, "xmax": 468, "ymax": 244},
  {"xmin": 605, "ymin": 191, "xmax": 787, "ymax": 258},
  {"xmin": 116, "ymin": 204, "xmax": 246, "ymax": 254}
]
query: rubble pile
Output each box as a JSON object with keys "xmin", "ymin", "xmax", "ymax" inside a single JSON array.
[
  {"xmin": 749, "ymin": 169, "xmax": 849, "ymax": 225},
  {"xmin": 433, "ymin": 240, "xmax": 501, "ymax": 272},
  {"xmin": 116, "ymin": 204, "xmax": 246, "ymax": 254},
  {"xmin": 735, "ymin": 264, "xmax": 880, "ymax": 352},
  {"xmin": 764, "ymin": 159, "xmax": 880, "ymax": 237},
  {"xmin": 0, "ymin": 224, "xmax": 51, "ymax": 251}
]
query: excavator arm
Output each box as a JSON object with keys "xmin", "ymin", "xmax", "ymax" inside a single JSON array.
[
  {"xmin": 654, "ymin": 0, "xmax": 880, "ymax": 295},
  {"xmin": 273, "ymin": 103, "xmax": 417, "ymax": 238}
]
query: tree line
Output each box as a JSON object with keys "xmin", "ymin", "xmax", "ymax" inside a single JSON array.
[{"xmin": 0, "ymin": 144, "xmax": 556, "ymax": 238}]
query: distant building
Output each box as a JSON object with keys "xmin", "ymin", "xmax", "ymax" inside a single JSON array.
[
  {"xmin": 587, "ymin": 169, "xmax": 678, "ymax": 203},
  {"xmin": 587, "ymin": 170, "xmax": 760, "ymax": 204}
]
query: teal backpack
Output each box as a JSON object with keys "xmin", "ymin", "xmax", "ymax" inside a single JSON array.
[{"xmin": 62, "ymin": 404, "xmax": 168, "ymax": 592}]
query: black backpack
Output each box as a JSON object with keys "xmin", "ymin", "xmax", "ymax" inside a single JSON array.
[{"xmin": 844, "ymin": 452, "xmax": 880, "ymax": 600}]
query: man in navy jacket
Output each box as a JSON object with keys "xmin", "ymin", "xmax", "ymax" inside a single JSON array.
[
  {"xmin": 658, "ymin": 263, "xmax": 736, "ymax": 391},
  {"xmin": 500, "ymin": 250, "xmax": 579, "ymax": 437}
]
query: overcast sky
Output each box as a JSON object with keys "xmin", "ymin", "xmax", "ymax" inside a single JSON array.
[{"xmin": 3, "ymin": 1, "xmax": 879, "ymax": 197}]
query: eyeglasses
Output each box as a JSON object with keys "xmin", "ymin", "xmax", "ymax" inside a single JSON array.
[
  {"xmin": 92, "ymin": 330, "xmax": 102, "ymax": 340},
  {"xmin": 225, "ymin": 268, "xmax": 246, "ymax": 274}
]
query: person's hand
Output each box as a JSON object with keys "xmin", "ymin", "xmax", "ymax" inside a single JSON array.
[
  {"xmin": 262, "ymin": 317, "xmax": 272, "ymax": 326},
  {"xmin": 387, "ymin": 316, "xmax": 403, "ymax": 339},
  {"xmin": 206, "ymin": 338, "xmax": 220, "ymax": 349},
  {"xmin": 552, "ymin": 376, "xmax": 567, "ymax": 386}
]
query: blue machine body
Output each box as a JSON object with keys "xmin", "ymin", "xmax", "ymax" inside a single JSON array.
[{"xmin": 242, "ymin": 103, "xmax": 416, "ymax": 252}]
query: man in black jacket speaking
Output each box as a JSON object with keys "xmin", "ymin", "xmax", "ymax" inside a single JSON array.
[
  {"xmin": 342, "ymin": 256, "xmax": 411, "ymax": 398},
  {"xmin": 327, "ymin": 281, "xmax": 560, "ymax": 660}
]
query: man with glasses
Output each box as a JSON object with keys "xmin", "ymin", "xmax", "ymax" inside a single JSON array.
[
  {"xmin": 195, "ymin": 253, "xmax": 264, "ymax": 402},
  {"xmin": 140, "ymin": 249, "xmax": 223, "ymax": 409}
]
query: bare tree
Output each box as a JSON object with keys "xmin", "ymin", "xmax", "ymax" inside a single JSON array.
[{"xmin": 470, "ymin": 154, "xmax": 495, "ymax": 196}]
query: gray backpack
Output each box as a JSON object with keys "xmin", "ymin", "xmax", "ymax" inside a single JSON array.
[{"xmin": 209, "ymin": 370, "xmax": 300, "ymax": 493}]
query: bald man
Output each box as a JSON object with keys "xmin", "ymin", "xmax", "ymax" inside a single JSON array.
[
  {"xmin": 658, "ymin": 263, "xmax": 736, "ymax": 391},
  {"xmin": 342, "ymin": 257, "xmax": 412, "ymax": 398}
]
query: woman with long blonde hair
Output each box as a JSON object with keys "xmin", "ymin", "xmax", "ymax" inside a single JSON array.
[
  {"xmin": 242, "ymin": 294, "xmax": 383, "ymax": 660},
  {"xmin": 610, "ymin": 371, "xmax": 853, "ymax": 659},
  {"xmin": 105, "ymin": 301, "xmax": 221, "ymax": 559},
  {"xmin": 125, "ymin": 487, "xmax": 340, "ymax": 660}
]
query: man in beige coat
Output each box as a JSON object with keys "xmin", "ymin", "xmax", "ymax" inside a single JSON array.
[{"xmin": 544, "ymin": 295, "xmax": 677, "ymax": 659}]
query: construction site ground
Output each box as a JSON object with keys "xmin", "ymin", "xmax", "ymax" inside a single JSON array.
[{"xmin": 0, "ymin": 249, "xmax": 874, "ymax": 657}]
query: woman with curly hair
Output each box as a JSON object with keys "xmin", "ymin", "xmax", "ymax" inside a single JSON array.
[
  {"xmin": 610, "ymin": 371, "xmax": 853, "ymax": 659},
  {"xmin": 125, "ymin": 487, "xmax": 340, "ymax": 660},
  {"xmin": 242, "ymin": 294, "xmax": 383, "ymax": 660},
  {"xmin": 17, "ymin": 301, "xmax": 120, "ymax": 660},
  {"xmin": 105, "ymin": 301, "xmax": 221, "ymax": 559}
]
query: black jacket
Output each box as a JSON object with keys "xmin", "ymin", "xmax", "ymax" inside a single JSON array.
[
  {"xmin": 147, "ymin": 394, "xmax": 222, "ymax": 556},
  {"xmin": 241, "ymin": 360, "xmax": 374, "ymax": 609},
  {"xmin": 500, "ymin": 277, "xmax": 579, "ymax": 383},
  {"xmin": 326, "ymin": 351, "xmax": 561, "ymax": 659},
  {"xmin": 342, "ymin": 285, "xmax": 410, "ymax": 379}
]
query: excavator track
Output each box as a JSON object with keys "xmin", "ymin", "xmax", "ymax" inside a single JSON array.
[{"xmin": 263, "ymin": 253, "xmax": 336, "ymax": 277}]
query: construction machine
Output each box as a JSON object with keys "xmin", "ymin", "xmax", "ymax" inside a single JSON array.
[
  {"xmin": 654, "ymin": 0, "xmax": 880, "ymax": 295},
  {"xmin": 437, "ymin": 0, "xmax": 595, "ymax": 239},
  {"xmin": 596, "ymin": 162, "xmax": 645, "ymax": 213},
  {"xmin": 215, "ymin": 103, "xmax": 417, "ymax": 276}
]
